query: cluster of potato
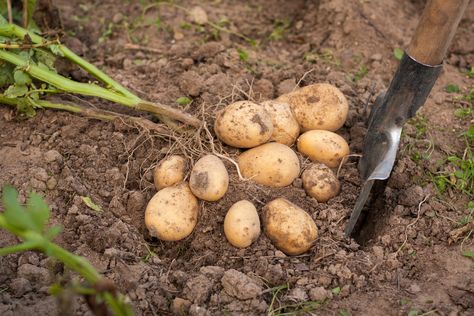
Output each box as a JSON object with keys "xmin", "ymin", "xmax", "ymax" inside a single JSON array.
[{"xmin": 145, "ymin": 83, "xmax": 350, "ymax": 256}]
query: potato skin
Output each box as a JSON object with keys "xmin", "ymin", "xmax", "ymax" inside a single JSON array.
[
  {"xmin": 238, "ymin": 142, "xmax": 300, "ymax": 187},
  {"xmin": 302, "ymin": 163, "xmax": 341, "ymax": 202},
  {"xmin": 153, "ymin": 155, "xmax": 187, "ymax": 190},
  {"xmin": 297, "ymin": 130, "xmax": 349, "ymax": 168},
  {"xmin": 224, "ymin": 200, "xmax": 261, "ymax": 248},
  {"xmin": 214, "ymin": 101, "xmax": 273, "ymax": 148},
  {"xmin": 189, "ymin": 155, "xmax": 229, "ymax": 201},
  {"xmin": 263, "ymin": 198, "xmax": 318, "ymax": 255},
  {"xmin": 278, "ymin": 83, "xmax": 348, "ymax": 131},
  {"xmin": 261, "ymin": 100, "xmax": 300, "ymax": 146},
  {"xmin": 145, "ymin": 182, "xmax": 199, "ymax": 241}
]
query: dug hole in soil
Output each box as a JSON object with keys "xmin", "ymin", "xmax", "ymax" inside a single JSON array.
[{"xmin": 1, "ymin": 0, "xmax": 473, "ymax": 315}]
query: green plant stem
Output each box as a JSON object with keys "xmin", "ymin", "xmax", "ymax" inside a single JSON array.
[
  {"xmin": 0, "ymin": 24, "xmax": 134, "ymax": 99},
  {"xmin": 0, "ymin": 94, "xmax": 169, "ymax": 132},
  {"xmin": 0, "ymin": 241, "xmax": 38, "ymax": 256},
  {"xmin": 0, "ymin": 24, "xmax": 201, "ymax": 127}
]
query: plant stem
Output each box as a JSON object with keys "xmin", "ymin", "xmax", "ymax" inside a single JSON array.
[
  {"xmin": 0, "ymin": 241, "xmax": 38, "ymax": 256},
  {"xmin": 0, "ymin": 24, "xmax": 201, "ymax": 127},
  {"xmin": 0, "ymin": 94, "xmax": 169, "ymax": 132}
]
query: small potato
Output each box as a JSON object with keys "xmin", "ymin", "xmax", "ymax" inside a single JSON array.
[
  {"xmin": 153, "ymin": 155, "xmax": 187, "ymax": 190},
  {"xmin": 302, "ymin": 163, "xmax": 341, "ymax": 202},
  {"xmin": 189, "ymin": 155, "xmax": 229, "ymax": 201},
  {"xmin": 214, "ymin": 101, "xmax": 273, "ymax": 148},
  {"xmin": 224, "ymin": 200, "xmax": 261, "ymax": 248},
  {"xmin": 145, "ymin": 182, "xmax": 199, "ymax": 241},
  {"xmin": 263, "ymin": 198, "xmax": 318, "ymax": 255},
  {"xmin": 261, "ymin": 100, "xmax": 300, "ymax": 146},
  {"xmin": 238, "ymin": 142, "xmax": 300, "ymax": 187},
  {"xmin": 297, "ymin": 130, "xmax": 349, "ymax": 168},
  {"xmin": 278, "ymin": 83, "xmax": 348, "ymax": 131}
]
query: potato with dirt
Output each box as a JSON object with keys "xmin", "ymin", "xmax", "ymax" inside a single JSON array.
[
  {"xmin": 261, "ymin": 100, "xmax": 300, "ymax": 146},
  {"xmin": 302, "ymin": 163, "xmax": 341, "ymax": 202},
  {"xmin": 238, "ymin": 142, "xmax": 300, "ymax": 187},
  {"xmin": 189, "ymin": 154, "xmax": 229, "ymax": 201},
  {"xmin": 224, "ymin": 200, "xmax": 261, "ymax": 248},
  {"xmin": 297, "ymin": 130, "xmax": 350, "ymax": 168},
  {"xmin": 263, "ymin": 198, "xmax": 318, "ymax": 255},
  {"xmin": 145, "ymin": 182, "xmax": 199, "ymax": 241},
  {"xmin": 153, "ymin": 155, "xmax": 187, "ymax": 190},
  {"xmin": 214, "ymin": 100, "xmax": 273, "ymax": 148},
  {"xmin": 278, "ymin": 83, "xmax": 348, "ymax": 132}
]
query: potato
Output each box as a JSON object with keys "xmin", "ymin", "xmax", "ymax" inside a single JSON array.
[
  {"xmin": 297, "ymin": 130, "xmax": 349, "ymax": 168},
  {"xmin": 189, "ymin": 154, "xmax": 229, "ymax": 201},
  {"xmin": 153, "ymin": 155, "xmax": 187, "ymax": 190},
  {"xmin": 145, "ymin": 182, "xmax": 199, "ymax": 241},
  {"xmin": 263, "ymin": 198, "xmax": 318, "ymax": 255},
  {"xmin": 238, "ymin": 142, "xmax": 300, "ymax": 187},
  {"xmin": 224, "ymin": 200, "xmax": 261, "ymax": 248},
  {"xmin": 214, "ymin": 101, "xmax": 273, "ymax": 148},
  {"xmin": 278, "ymin": 83, "xmax": 348, "ymax": 131},
  {"xmin": 302, "ymin": 163, "xmax": 341, "ymax": 202},
  {"xmin": 261, "ymin": 100, "xmax": 300, "ymax": 146}
]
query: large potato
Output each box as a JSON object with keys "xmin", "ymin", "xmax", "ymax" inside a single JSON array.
[
  {"xmin": 297, "ymin": 130, "xmax": 349, "ymax": 168},
  {"xmin": 278, "ymin": 83, "xmax": 348, "ymax": 131},
  {"xmin": 153, "ymin": 155, "xmax": 187, "ymax": 190},
  {"xmin": 263, "ymin": 198, "xmax": 318, "ymax": 255},
  {"xmin": 214, "ymin": 101, "xmax": 273, "ymax": 148},
  {"xmin": 261, "ymin": 100, "xmax": 300, "ymax": 146},
  {"xmin": 145, "ymin": 182, "xmax": 199, "ymax": 241},
  {"xmin": 238, "ymin": 142, "xmax": 300, "ymax": 187},
  {"xmin": 189, "ymin": 154, "xmax": 229, "ymax": 201},
  {"xmin": 302, "ymin": 163, "xmax": 341, "ymax": 202},
  {"xmin": 224, "ymin": 200, "xmax": 261, "ymax": 248}
]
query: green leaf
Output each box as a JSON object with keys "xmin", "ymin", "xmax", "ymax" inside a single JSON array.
[
  {"xmin": 45, "ymin": 225, "xmax": 62, "ymax": 240},
  {"xmin": 393, "ymin": 48, "xmax": 404, "ymax": 61},
  {"xmin": 467, "ymin": 67, "xmax": 474, "ymax": 79},
  {"xmin": 26, "ymin": 192, "xmax": 50, "ymax": 233},
  {"xmin": 446, "ymin": 84, "xmax": 461, "ymax": 93},
  {"xmin": 34, "ymin": 49, "xmax": 56, "ymax": 70},
  {"xmin": 408, "ymin": 310, "xmax": 419, "ymax": 316},
  {"xmin": 176, "ymin": 96, "xmax": 192, "ymax": 106},
  {"xmin": 237, "ymin": 48, "xmax": 249, "ymax": 62},
  {"xmin": 4, "ymin": 84, "xmax": 28, "ymax": 98},
  {"xmin": 81, "ymin": 196, "xmax": 103, "ymax": 213},
  {"xmin": 2, "ymin": 185, "xmax": 35, "ymax": 231},
  {"xmin": 49, "ymin": 44, "xmax": 64, "ymax": 57},
  {"xmin": 0, "ymin": 61, "xmax": 15, "ymax": 87},
  {"xmin": 339, "ymin": 309, "xmax": 350, "ymax": 316},
  {"xmin": 14, "ymin": 69, "xmax": 32, "ymax": 85},
  {"xmin": 462, "ymin": 125, "xmax": 474, "ymax": 142},
  {"xmin": 16, "ymin": 98, "xmax": 37, "ymax": 118},
  {"xmin": 331, "ymin": 287, "xmax": 341, "ymax": 295}
]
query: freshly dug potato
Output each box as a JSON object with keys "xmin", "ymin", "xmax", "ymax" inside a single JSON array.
[
  {"xmin": 278, "ymin": 83, "xmax": 348, "ymax": 131},
  {"xmin": 153, "ymin": 155, "xmax": 187, "ymax": 190},
  {"xmin": 224, "ymin": 200, "xmax": 261, "ymax": 248},
  {"xmin": 214, "ymin": 101, "xmax": 273, "ymax": 148},
  {"xmin": 263, "ymin": 198, "xmax": 318, "ymax": 255},
  {"xmin": 238, "ymin": 142, "xmax": 300, "ymax": 187},
  {"xmin": 145, "ymin": 182, "xmax": 199, "ymax": 241},
  {"xmin": 302, "ymin": 163, "xmax": 341, "ymax": 202},
  {"xmin": 189, "ymin": 154, "xmax": 229, "ymax": 201},
  {"xmin": 297, "ymin": 130, "xmax": 349, "ymax": 168},
  {"xmin": 261, "ymin": 100, "xmax": 300, "ymax": 146}
]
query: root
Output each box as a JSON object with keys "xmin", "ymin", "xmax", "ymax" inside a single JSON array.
[
  {"xmin": 394, "ymin": 194, "xmax": 430, "ymax": 256},
  {"xmin": 449, "ymin": 220, "xmax": 474, "ymax": 245},
  {"xmin": 336, "ymin": 154, "xmax": 362, "ymax": 178}
]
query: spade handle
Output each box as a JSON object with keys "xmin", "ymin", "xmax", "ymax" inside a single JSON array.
[{"xmin": 408, "ymin": 0, "xmax": 469, "ymax": 66}]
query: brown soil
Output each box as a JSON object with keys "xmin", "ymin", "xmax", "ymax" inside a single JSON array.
[{"xmin": 1, "ymin": 0, "xmax": 473, "ymax": 315}]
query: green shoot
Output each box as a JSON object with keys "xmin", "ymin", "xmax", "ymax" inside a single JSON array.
[
  {"xmin": 269, "ymin": 19, "xmax": 290, "ymax": 41},
  {"xmin": 0, "ymin": 185, "xmax": 134, "ymax": 316},
  {"xmin": 393, "ymin": 48, "xmax": 404, "ymax": 61},
  {"xmin": 237, "ymin": 48, "xmax": 249, "ymax": 62},
  {"xmin": 446, "ymin": 84, "xmax": 461, "ymax": 93},
  {"xmin": 81, "ymin": 196, "xmax": 103, "ymax": 213},
  {"xmin": 176, "ymin": 96, "xmax": 192, "ymax": 106}
]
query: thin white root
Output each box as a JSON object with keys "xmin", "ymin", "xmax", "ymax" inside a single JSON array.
[
  {"xmin": 394, "ymin": 194, "xmax": 430, "ymax": 256},
  {"xmin": 336, "ymin": 154, "xmax": 362, "ymax": 178}
]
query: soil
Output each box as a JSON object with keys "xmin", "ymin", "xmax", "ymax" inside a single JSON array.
[{"xmin": 1, "ymin": 0, "xmax": 473, "ymax": 315}]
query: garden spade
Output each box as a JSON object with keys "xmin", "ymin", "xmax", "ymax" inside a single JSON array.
[{"xmin": 345, "ymin": 0, "xmax": 470, "ymax": 237}]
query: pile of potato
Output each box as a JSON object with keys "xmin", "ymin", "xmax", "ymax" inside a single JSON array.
[{"xmin": 145, "ymin": 83, "xmax": 350, "ymax": 255}]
